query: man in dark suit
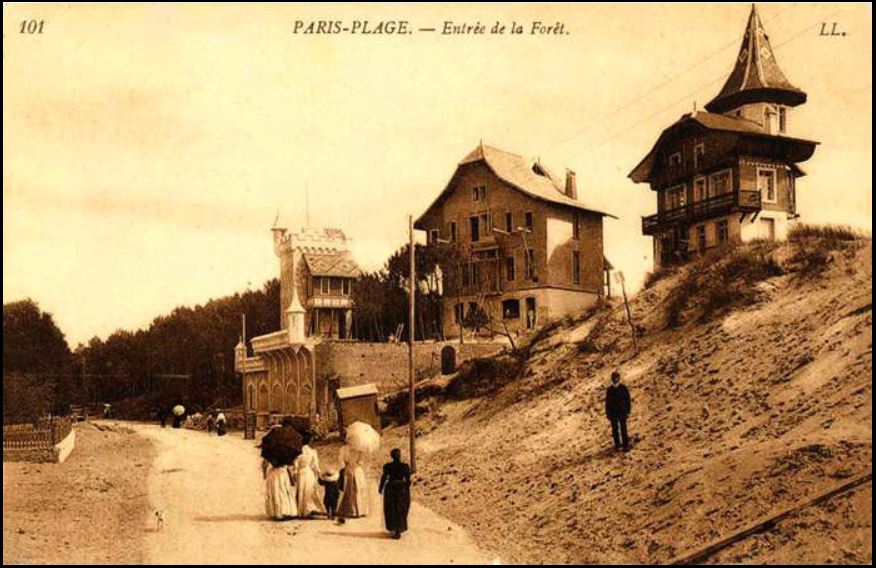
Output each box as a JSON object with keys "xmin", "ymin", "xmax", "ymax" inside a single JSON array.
[{"xmin": 605, "ymin": 370, "xmax": 632, "ymax": 451}]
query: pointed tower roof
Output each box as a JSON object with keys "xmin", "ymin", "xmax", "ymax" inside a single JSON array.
[{"xmin": 705, "ymin": 4, "xmax": 806, "ymax": 113}]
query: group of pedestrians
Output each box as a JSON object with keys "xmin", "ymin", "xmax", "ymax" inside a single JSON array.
[{"xmin": 262, "ymin": 434, "xmax": 411, "ymax": 540}]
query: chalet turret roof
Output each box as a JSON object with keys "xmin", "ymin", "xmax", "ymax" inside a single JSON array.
[{"xmin": 705, "ymin": 4, "xmax": 806, "ymax": 113}]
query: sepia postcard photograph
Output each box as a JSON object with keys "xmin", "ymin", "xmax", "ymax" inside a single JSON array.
[{"xmin": 2, "ymin": 2, "xmax": 872, "ymax": 565}]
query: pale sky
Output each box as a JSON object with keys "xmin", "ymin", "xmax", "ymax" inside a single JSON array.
[{"xmin": 3, "ymin": 3, "xmax": 872, "ymax": 347}]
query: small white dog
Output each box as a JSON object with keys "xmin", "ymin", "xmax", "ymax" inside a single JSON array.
[{"xmin": 155, "ymin": 510, "xmax": 164, "ymax": 531}]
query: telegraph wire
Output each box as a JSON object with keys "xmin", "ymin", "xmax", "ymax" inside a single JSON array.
[
  {"xmin": 588, "ymin": 7, "xmax": 843, "ymax": 150},
  {"xmin": 551, "ymin": 3, "xmax": 800, "ymax": 151}
]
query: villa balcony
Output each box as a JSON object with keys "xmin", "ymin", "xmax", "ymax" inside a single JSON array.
[{"xmin": 642, "ymin": 190, "xmax": 762, "ymax": 236}]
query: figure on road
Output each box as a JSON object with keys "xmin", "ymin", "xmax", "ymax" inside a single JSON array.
[
  {"xmin": 378, "ymin": 448, "xmax": 411, "ymax": 540},
  {"xmin": 336, "ymin": 445, "xmax": 369, "ymax": 522},
  {"xmin": 605, "ymin": 370, "xmax": 632, "ymax": 451},
  {"xmin": 294, "ymin": 432, "xmax": 325, "ymax": 517},
  {"xmin": 263, "ymin": 459, "xmax": 297, "ymax": 521},
  {"xmin": 318, "ymin": 468, "xmax": 342, "ymax": 520}
]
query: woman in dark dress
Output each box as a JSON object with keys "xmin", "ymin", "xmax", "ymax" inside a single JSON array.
[{"xmin": 378, "ymin": 448, "xmax": 411, "ymax": 539}]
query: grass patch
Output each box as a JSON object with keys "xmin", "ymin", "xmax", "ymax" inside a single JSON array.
[
  {"xmin": 664, "ymin": 245, "xmax": 784, "ymax": 328},
  {"xmin": 643, "ymin": 266, "xmax": 677, "ymax": 290},
  {"xmin": 787, "ymin": 223, "xmax": 867, "ymax": 277}
]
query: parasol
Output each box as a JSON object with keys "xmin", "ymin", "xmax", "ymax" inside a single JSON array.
[
  {"xmin": 345, "ymin": 421, "xmax": 380, "ymax": 455},
  {"xmin": 259, "ymin": 425, "xmax": 303, "ymax": 467},
  {"xmin": 172, "ymin": 405, "xmax": 185, "ymax": 417}
]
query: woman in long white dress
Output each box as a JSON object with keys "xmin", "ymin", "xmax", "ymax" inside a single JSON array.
[
  {"xmin": 264, "ymin": 460, "xmax": 297, "ymax": 520},
  {"xmin": 337, "ymin": 445, "xmax": 369, "ymax": 521},
  {"xmin": 294, "ymin": 433, "xmax": 325, "ymax": 517}
]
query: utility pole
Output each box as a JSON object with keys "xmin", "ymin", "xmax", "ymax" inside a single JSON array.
[
  {"xmin": 615, "ymin": 271, "xmax": 638, "ymax": 353},
  {"xmin": 408, "ymin": 214, "xmax": 417, "ymax": 472}
]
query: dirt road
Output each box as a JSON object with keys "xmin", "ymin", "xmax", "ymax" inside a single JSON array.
[{"xmin": 136, "ymin": 424, "xmax": 490, "ymax": 564}]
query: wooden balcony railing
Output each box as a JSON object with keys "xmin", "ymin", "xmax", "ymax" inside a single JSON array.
[{"xmin": 642, "ymin": 190, "xmax": 762, "ymax": 235}]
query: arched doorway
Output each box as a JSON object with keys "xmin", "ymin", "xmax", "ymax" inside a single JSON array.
[{"xmin": 441, "ymin": 345, "xmax": 457, "ymax": 374}]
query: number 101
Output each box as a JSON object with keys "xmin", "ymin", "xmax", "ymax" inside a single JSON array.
[{"xmin": 20, "ymin": 20, "xmax": 45, "ymax": 34}]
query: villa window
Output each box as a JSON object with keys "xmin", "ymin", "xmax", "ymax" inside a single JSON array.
[
  {"xmin": 502, "ymin": 299, "xmax": 521, "ymax": 320},
  {"xmin": 697, "ymin": 225, "xmax": 707, "ymax": 251},
  {"xmin": 429, "ymin": 229, "xmax": 439, "ymax": 244},
  {"xmin": 572, "ymin": 251, "xmax": 581, "ymax": 285},
  {"xmin": 524, "ymin": 211, "xmax": 533, "ymax": 231},
  {"xmin": 779, "ymin": 107, "xmax": 787, "ymax": 133},
  {"xmin": 469, "ymin": 216, "xmax": 480, "ymax": 242},
  {"xmin": 472, "ymin": 186, "xmax": 486, "ymax": 202},
  {"xmin": 449, "ymin": 221, "xmax": 457, "ymax": 243},
  {"xmin": 505, "ymin": 212, "xmax": 513, "ymax": 233},
  {"xmin": 320, "ymin": 277, "xmax": 329, "ymax": 294},
  {"xmin": 506, "ymin": 255, "xmax": 516, "ymax": 282},
  {"xmin": 341, "ymin": 279, "xmax": 351, "ymax": 295}
]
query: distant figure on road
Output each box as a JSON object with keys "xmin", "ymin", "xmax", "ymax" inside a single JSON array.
[
  {"xmin": 605, "ymin": 370, "xmax": 632, "ymax": 451},
  {"xmin": 215, "ymin": 410, "xmax": 227, "ymax": 436},
  {"xmin": 158, "ymin": 408, "xmax": 167, "ymax": 428},
  {"xmin": 206, "ymin": 412, "xmax": 215, "ymax": 433},
  {"xmin": 378, "ymin": 448, "xmax": 411, "ymax": 540}
]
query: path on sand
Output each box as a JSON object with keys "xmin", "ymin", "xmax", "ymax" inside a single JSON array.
[{"xmin": 135, "ymin": 424, "xmax": 489, "ymax": 564}]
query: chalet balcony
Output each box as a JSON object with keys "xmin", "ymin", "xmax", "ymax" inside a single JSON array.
[{"xmin": 642, "ymin": 190, "xmax": 762, "ymax": 235}]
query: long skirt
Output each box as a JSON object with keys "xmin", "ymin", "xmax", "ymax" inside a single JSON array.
[
  {"xmin": 296, "ymin": 466, "xmax": 325, "ymax": 517},
  {"xmin": 338, "ymin": 465, "xmax": 369, "ymax": 518},
  {"xmin": 265, "ymin": 467, "xmax": 297, "ymax": 520},
  {"xmin": 383, "ymin": 481, "xmax": 410, "ymax": 533}
]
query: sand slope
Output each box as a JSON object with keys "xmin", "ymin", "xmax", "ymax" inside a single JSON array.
[{"xmin": 411, "ymin": 241, "xmax": 872, "ymax": 564}]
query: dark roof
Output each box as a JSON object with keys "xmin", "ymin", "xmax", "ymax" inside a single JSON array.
[
  {"xmin": 416, "ymin": 143, "xmax": 616, "ymax": 228},
  {"xmin": 302, "ymin": 252, "xmax": 361, "ymax": 278},
  {"xmin": 628, "ymin": 111, "xmax": 818, "ymax": 183},
  {"xmin": 705, "ymin": 4, "xmax": 806, "ymax": 113}
]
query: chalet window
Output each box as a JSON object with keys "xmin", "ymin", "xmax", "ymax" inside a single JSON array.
[
  {"xmin": 342, "ymin": 278, "xmax": 351, "ymax": 295},
  {"xmin": 694, "ymin": 143, "xmax": 705, "ymax": 169},
  {"xmin": 505, "ymin": 212, "xmax": 513, "ymax": 233},
  {"xmin": 757, "ymin": 168, "xmax": 777, "ymax": 203},
  {"xmin": 572, "ymin": 251, "xmax": 581, "ymax": 285},
  {"xmin": 716, "ymin": 220, "xmax": 729, "ymax": 244},
  {"xmin": 710, "ymin": 171, "xmax": 731, "ymax": 195},
  {"xmin": 469, "ymin": 216, "xmax": 480, "ymax": 242},
  {"xmin": 525, "ymin": 249, "xmax": 537, "ymax": 280},
  {"xmin": 778, "ymin": 107, "xmax": 787, "ymax": 133},
  {"xmin": 472, "ymin": 186, "xmax": 486, "ymax": 202},
  {"xmin": 764, "ymin": 107, "xmax": 777, "ymax": 134},
  {"xmin": 502, "ymin": 299, "xmax": 520, "ymax": 320},
  {"xmin": 665, "ymin": 184, "xmax": 686, "ymax": 209},
  {"xmin": 429, "ymin": 229, "xmax": 439, "ymax": 244},
  {"xmin": 320, "ymin": 277, "xmax": 329, "ymax": 294},
  {"xmin": 693, "ymin": 177, "xmax": 707, "ymax": 202},
  {"xmin": 461, "ymin": 263, "xmax": 470, "ymax": 287},
  {"xmin": 449, "ymin": 221, "xmax": 457, "ymax": 243},
  {"xmin": 524, "ymin": 211, "xmax": 533, "ymax": 231},
  {"xmin": 697, "ymin": 225, "xmax": 707, "ymax": 251},
  {"xmin": 668, "ymin": 152, "xmax": 682, "ymax": 168},
  {"xmin": 506, "ymin": 255, "xmax": 516, "ymax": 282},
  {"xmin": 572, "ymin": 212, "xmax": 580, "ymax": 240}
]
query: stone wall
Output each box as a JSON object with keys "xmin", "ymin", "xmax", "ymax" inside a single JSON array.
[{"xmin": 314, "ymin": 340, "xmax": 504, "ymax": 393}]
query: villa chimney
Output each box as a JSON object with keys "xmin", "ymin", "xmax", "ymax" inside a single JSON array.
[{"xmin": 565, "ymin": 170, "xmax": 577, "ymax": 200}]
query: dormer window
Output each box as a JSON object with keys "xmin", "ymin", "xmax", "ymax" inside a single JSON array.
[
  {"xmin": 668, "ymin": 152, "xmax": 682, "ymax": 168},
  {"xmin": 472, "ymin": 186, "xmax": 486, "ymax": 202},
  {"xmin": 694, "ymin": 143, "xmax": 705, "ymax": 169}
]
